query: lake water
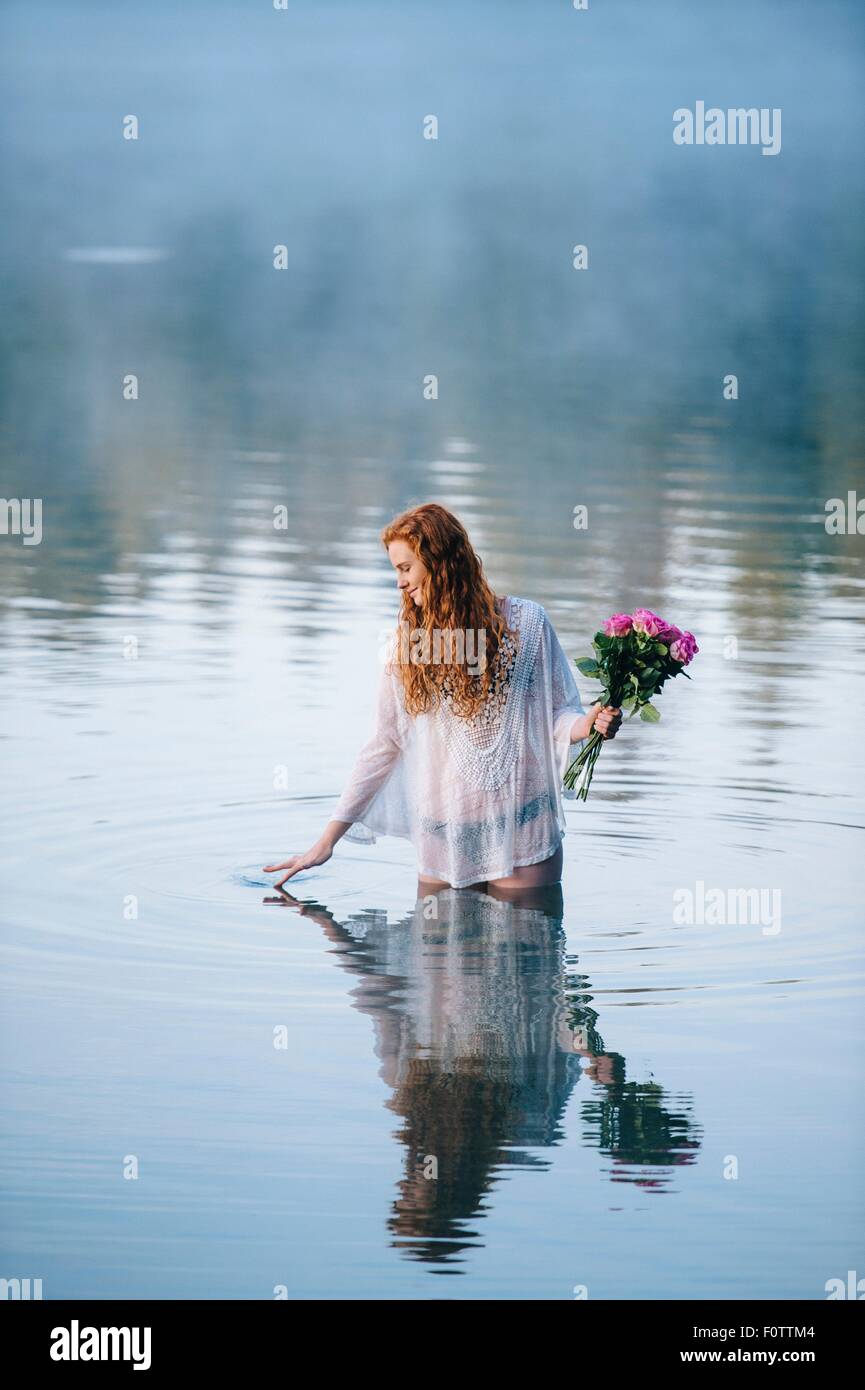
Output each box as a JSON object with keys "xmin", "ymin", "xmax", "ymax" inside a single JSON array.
[{"xmin": 1, "ymin": 0, "xmax": 863, "ymax": 1300}]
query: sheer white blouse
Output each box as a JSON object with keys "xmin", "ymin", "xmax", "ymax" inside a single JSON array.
[{"xmin": 329, "ymin": 596, "xmax": 587, "ymax": 888}]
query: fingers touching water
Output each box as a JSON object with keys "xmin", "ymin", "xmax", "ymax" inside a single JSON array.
[{"xmin": 263, "ymin": 838, "xmax": 333, "ymax": 888}]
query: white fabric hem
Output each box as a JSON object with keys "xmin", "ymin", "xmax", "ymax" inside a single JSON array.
[{"xmin": 416, "ymin": 834, "xmax": 565, "ymax": 889}]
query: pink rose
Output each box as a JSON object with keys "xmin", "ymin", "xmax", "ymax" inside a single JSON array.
[
  {"xmin": 657, "ymin": 622, "xmax": 682, "ymax": 645},
  {"xmin": 669, "ymin": 631, "xmax": 699, "ymax": 665},
  {"xmin": 631, "ymin": 608, "xmax": 666, "ymax": 638},
  {"xmin": 603, "ymin": 612, "xmax": 633, "ymax": 636}
]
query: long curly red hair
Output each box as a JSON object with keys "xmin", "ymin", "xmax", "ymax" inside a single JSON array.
[{"xmin": 381, "ymin": 503, "xmax": 517, "ymax": 719}]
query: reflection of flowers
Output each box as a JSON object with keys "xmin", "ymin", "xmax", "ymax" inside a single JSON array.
[{"xmin": 582, "ymin": 1082, "xmax": 702, "ymax": 1185}]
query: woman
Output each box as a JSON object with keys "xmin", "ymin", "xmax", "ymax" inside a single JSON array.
[{"xmin": 264, "ymin": 503, "xmax": 622, "ymax": 897}]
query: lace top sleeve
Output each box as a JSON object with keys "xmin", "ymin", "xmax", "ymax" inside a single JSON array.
[{"xmin": 330, "ymin": 648, "xmax": 410, "ymax": 827}]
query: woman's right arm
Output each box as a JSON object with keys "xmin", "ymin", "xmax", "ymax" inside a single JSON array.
[{"xmin": 264, "ymin": 661, "xmax": 407, "ymax": 888}]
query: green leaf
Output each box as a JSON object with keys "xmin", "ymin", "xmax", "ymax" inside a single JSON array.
[
  {"xmin": 594, "ymin": 632, "xmax": 612, "ymax": 648},
  {"xmin": 639, "ymin": 703, "xmax": 661, "ymax": 722},
  {"xmin": 576, "ymin": 658, "xmax": 601, "ymax": 676},
  {"xmin": 621, "ymin": 695, "xmax": 637, "ymax": 712},
  {"xmin": 654, "ymin": 642, "xmax": 668, "ymax": 655}
]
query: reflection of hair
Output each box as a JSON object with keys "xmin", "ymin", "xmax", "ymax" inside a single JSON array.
[
  {"xmin": 381, "ymin": 502, "xmax": 516, "ymax": 719},
  {"xmin": 387, "ymin": 1054, "xmax": 559, "ymax": 1261}
]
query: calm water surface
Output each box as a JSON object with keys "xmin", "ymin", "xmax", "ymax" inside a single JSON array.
[{"xmin": 1, "ymin": 0, "xmax": 863, "ymax": 1298}]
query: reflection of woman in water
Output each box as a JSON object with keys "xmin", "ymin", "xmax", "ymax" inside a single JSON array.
[
  {"xmin": 264, "ymin": 502, "xmax": 622, "ymax": 896},
  {"xmin": 269, "ymin": 883, "xmax": 700, "ymax": 1264}
]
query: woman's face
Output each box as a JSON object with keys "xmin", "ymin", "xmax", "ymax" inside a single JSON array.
[{"xmin": 388, "ymin": 539, "xmax": 428, "ymax": 608}]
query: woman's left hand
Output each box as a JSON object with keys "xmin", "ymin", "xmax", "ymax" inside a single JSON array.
[{"xmin": 593, "ymin": 704, "xmax": 623, "ymax": 739}]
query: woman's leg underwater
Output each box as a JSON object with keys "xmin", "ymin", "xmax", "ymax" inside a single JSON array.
[{"xmin": 488, "ymin": 841, "xmax": 563, "ymax": 889}]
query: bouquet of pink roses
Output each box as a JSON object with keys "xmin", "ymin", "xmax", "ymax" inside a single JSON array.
[{"xmin": 563, "ymin": 608, "xmax": 698, "ymax": 800}]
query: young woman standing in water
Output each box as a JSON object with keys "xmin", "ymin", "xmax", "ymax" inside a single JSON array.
[{"xmin": 264, "ymin": 503, "xmax": 622, "ymax": 900}]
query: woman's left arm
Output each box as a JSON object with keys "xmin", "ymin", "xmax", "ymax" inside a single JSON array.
[{"xmin": 543, "ymin": 607, "xmax": 622, "ymax": 744}]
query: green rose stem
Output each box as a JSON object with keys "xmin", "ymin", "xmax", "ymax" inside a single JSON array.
[{"xmin": 564, "ymin": 695, "xmax": 625, "ymax": 799}]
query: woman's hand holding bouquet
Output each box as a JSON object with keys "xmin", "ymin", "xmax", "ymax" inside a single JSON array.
[{"xmin": 564, "ymin": 608, "xmax": 699, "ymax": 800}]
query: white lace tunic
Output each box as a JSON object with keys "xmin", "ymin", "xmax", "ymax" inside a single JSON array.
[{"xmin": 329, "ymin": 596, "xmax": 587, "ymax": 888}]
